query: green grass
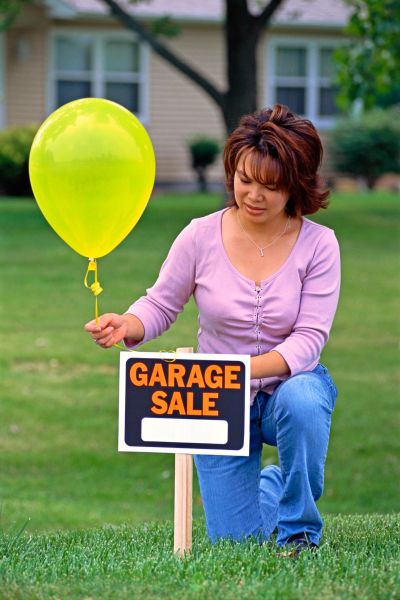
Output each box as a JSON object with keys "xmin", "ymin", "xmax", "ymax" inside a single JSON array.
[
  {"xmin": 0, "ymin": 191, "xmax": 399, "ymax": 536},
  {"xmin": 1, "ymin": 515, "xmax": 399, "ymax": 599}
]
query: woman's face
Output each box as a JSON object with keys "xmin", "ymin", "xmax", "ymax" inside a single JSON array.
[{"xmin": 233, "ymin": 153, "xmax": 290, "ymax": 223}]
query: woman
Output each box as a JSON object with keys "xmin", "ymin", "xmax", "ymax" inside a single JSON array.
[{"xmin": 85, "ymin": 104, "xmax": 340, "ymax": 556}]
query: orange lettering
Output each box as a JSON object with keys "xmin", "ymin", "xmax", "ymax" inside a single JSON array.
[
  {"xmin": 148, "ymin": 362, "xmax": 167, "ymax": 387},
  {"xmin": 167, "ymin": 363, "xmax": 186, "ymax": 387},
  {"xmin": 167, "ymin": 391, "xmax": 186, "ymax": 415},
  {"xmin": 130, "ymin": 362, "xmax": 148, "ymax": 386},
  {"xmin": 202, "ymin": 392, "xmax": 219, "ymax": 416},
  {"xmin": 186, "ymin": 392, "xmax": 202, "ymax": 416},
  {"xmin": 204, "ymin": 364, "xmax": 223, "ymax": 388},
  {"xmin": 225, "ymin": 365, "xmax": 241, "ymax": 389},
  {"xmin": 186, "ymin": 364, "xmax": 205, "ymax": 388},
  {"xmin": 150, "ymin": 390, "xmax": 168, "ymax": 414}
]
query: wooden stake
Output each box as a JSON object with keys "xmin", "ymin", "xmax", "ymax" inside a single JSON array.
[{"xmin": 174, "ymin": 347, "xmax": 193, "ymax": 557}]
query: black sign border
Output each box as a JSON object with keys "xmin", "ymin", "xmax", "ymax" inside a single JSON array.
[{"xmin": 118, "ymin": 351, "xmax": 250, "ymax": 456}]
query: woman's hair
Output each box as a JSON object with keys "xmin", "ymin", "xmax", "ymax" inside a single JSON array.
[{"xmin": 223, "ymin": 104, "xmax": 329, "ymax": 216}]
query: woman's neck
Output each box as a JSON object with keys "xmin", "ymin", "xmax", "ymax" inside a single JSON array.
[{"xmin": 235, "ymin": 206, "xmax": 294, "ymax": 241}]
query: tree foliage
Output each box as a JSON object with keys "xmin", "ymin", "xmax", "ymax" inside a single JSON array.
[
  {"xmin": 188, "ymin": 137, "xmax": 220, "ymax": 192},
  {"xmin": 100, "ymin": 0, "xmax": 285, "ymax": 132},
  {"xmin": 335, "ymin": 0, "xmax": 400, "ymax": 110},
  {"xmin": 0, "ymin": 0, "xmax": 30, "ymax": 31},
  {"xmin": 330, "ymin": 106, "xmax": 400, "ymax": 188},
  {"xmin": 0, "ymin": 124, "xmax": 37, "ymax": 195}
]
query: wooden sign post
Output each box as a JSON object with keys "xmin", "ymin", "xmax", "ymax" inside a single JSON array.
[
  {"xmin": 174, "ymin": 347, "xmax": 193, "ymax": 557},
  {"xmin": 174, "ymin": 453, "xmax": 193, "ymax": 556},
  {"xmin": 118, "ymin": 349, "xmax": 250, "ymax": 556}
]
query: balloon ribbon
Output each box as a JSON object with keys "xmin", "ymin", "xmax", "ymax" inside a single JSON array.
[
  {"xmin": 84, "ymin": 259, "xmax": 103, "ymax": 325},
  {"xmin": 83, "ymin": 260, "xmax": 174, "ymax": 359}
]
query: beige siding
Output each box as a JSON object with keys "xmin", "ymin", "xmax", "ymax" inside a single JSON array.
[
  {"xmin": 4, "ymin": 5, "xmax": 343, "ymax": 185},
  {"xmin": 319, "ymin": 131, "xmax": 335, "ymax": 179},
  {"xmin": 6, "ymin": 5, "xmax": 49, "ymax": 126},
  {"xmin": 147, "ymin": 24, "xmax": 226, "ymax": 184}
]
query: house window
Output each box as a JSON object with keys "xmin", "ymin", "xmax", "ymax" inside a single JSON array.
[
  {"xmin": 275, "ymin": 47, "xmax": 307, "ymax": 114},
  {"xmin": 51, "ymin": 32, "xmax": 147, "ymax": 119},
  {"xmin": 267, "ymin": 40, "xmax": 340, "ymax": 127},
  {"xmin": 318, "ymin": 48, "xmax": 338, "ymax": 117}
]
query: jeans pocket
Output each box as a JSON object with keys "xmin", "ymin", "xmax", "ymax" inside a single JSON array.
[
  {"xmin": 325, "ymin": 370, "xmax": 338, "ymax": 410},
  {"xmin": 328, "ymin": 379, "xmax": 338, "ymax": 410},
  {"xmin": 319, "ymin": 364, "xmax": 338, "ymax": 409}
]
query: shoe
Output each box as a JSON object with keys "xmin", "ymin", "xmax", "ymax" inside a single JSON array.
[{"xmin": 278, "ymin": 532, "xmax": 319, "ymax": 558}]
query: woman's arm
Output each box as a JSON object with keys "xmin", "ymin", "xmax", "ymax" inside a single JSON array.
[
  {"xmin": 124, "ymin": 220, "xmax": 197, "ymax": 347},
  {"xmin": 251, "ymin": 229, "xmax": 341, "ymax": 379},
  {"xmin": 84, "ymin": 221, "xmax": 196, "ymax": 349},
  {"xmin": 251, "ymin": 350, "xmax": 290, "ymax": 379}
]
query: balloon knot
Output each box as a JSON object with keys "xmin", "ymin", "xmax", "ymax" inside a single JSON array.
[
  {"xmin": 90, "ymin": 281, "xmax": 103, "ymax": 296},
  {"xmin": 84, "ymin": 259, "xmax": 103, "ymax": 296}
]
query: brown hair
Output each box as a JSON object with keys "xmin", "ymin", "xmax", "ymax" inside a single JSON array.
[{"xmin": 223, "ymin": 104, "xmax": 329, "ymax": 216}]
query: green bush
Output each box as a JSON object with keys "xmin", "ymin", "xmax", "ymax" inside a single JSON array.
[
  {"xmin": 188, "ymin": 137, "xmax": 220, "ymax": 192},
  {"xmin": 0, "ymin": 125, "xmax": 38, "ymax": 196},
  {"xmin": 330, "ymin": 107, "xmax": 400, "ymax": 189}
]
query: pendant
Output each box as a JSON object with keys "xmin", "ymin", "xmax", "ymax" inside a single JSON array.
[{"xmin": 259, "ymin": 248, "xmax": 264, "ymax": 257}]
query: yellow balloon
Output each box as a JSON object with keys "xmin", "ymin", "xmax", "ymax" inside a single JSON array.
[{"xmin": 29, "ymin": 98, "xmax": 156, "ymax": 258}]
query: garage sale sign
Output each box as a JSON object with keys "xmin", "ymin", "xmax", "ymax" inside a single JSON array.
[{"xmin": 118, "ymin": 352, "xmax": 250, "ymax": 456}]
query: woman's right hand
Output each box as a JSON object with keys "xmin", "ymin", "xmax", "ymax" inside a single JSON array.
[
  {"xmin": 85, "ymin": 312, "xmax": 145, "ymax": 349},
  {"xmin": 84, "ymin": 313, "xmax": 130, "ymax": 349}
]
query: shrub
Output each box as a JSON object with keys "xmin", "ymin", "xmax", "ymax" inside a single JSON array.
[
  {"xmin": 188, "ymin": 137, "xmax": 220, "ymax": 192},
  {"xmin": 0, "ymin": 125, "xmax": 38, "ymax": 196},
  {"xmin": 330, "ymin": 107, "xmax": 400, "ymax": 189}
]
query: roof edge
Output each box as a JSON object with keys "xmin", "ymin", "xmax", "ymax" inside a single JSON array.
[
  {"xmin": 43, "ymin": 0, "xmax": 348, "ymax": 29},
  {"xmin": 43, "ymin": 0, "xmax": 78, "ymax": 19}
]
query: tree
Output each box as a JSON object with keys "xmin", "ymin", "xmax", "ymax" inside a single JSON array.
[
  {"xmin": 331, "ymin": 106, "xmax": 400, "ymax": 189},
  {"xmin": 188, "ymin": 137, "xmax": 220, "ymax": 193},
  {"xmin": 335, "ymin": 0, "xmax": 400, "ymax": 111},
  {"xmin": 0, "ymin": 0, "xmax": 29, "ymax": 31},
  {"xmin": 100, "ymin": 0, "xmax": 285, "ymax": 133}
]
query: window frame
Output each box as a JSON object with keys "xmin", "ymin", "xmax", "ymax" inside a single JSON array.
[
  {"xmin": 48, "ymin": 28, "xmax": 150, "ymax": 123},
  {"xmin": 265, "ymin": 36, "xmax": 342, "ymax": 130}
]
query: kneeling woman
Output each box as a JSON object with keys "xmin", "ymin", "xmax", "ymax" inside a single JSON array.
[{"xmin": 85, "ymin": 104, "xmax": 341, "ymax": 555}]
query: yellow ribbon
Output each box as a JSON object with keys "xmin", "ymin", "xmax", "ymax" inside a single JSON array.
[
  {"xmin": 83, "ymin": 259, "xmax": 176, "ymax": 361},
  {"xmin": 162, "ymin": 350, "xmax": 177, "ymax": 363},
  {"xmin": 84, "ymin": 258, "xmax": 103, "ymax": 325},
  {"xmin": 84, "ymin": 259, "xmax": 128, "ymax": 350}
]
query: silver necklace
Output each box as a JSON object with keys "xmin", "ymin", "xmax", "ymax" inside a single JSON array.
[{"xmin": 236, "ymin": 210, "xmax": 291, "ymax": 257}]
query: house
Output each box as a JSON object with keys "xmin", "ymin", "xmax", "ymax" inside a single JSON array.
[{"xmin": 0, "ymin": 0, "xmax": 350, "ymax": 187}]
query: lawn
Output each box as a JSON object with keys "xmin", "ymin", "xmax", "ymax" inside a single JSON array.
[
  {"xmin": 0, "ymin": 515, "xmax": 399, "ymax": 600},
  {"xmin": 0, "ymin": 192, "xmax": 398, "ymax": 531}
]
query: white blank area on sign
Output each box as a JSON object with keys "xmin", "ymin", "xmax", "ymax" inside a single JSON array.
[{"xmin": 141, "ymin": 418, "xmax": 228, "ymax": 445}]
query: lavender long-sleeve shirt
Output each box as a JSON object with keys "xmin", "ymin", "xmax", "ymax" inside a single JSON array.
[{"xmin": 126, "ymin": 208, "xmax": 341, "ymax": 403}]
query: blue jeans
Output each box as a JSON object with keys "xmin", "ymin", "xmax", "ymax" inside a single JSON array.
[{"xmin": 194, "ymin": 364, "xmax": 338, "ymax": 547}]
